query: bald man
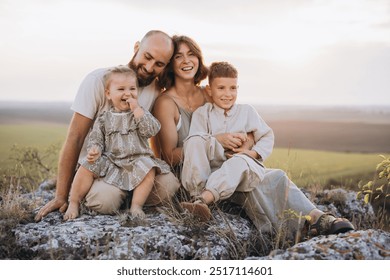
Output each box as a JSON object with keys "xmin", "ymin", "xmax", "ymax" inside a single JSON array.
[{"xmin": 35, "ymin": 30, "xmax": 179, "ymax": 221}]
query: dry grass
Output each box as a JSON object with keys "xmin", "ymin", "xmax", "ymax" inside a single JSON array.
[
  {"xmin": 0, "ymin": 175, "xmax": 38, "ymax": 259},
  {"xmin": 1, "ymin": 149, "xmax": 389, "ymax": 259},
  {"xmin": 0, "ymin": 176, "xmax": 37, "ymax": 221}
]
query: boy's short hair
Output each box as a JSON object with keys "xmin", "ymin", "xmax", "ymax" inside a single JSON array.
[
  {"xmin": 208, "ymin": 62, "xmax": 238, "ymax": 85},
  {"xmin": 103, "ymin": 65, "xmax": 138, "ymax": 89}
]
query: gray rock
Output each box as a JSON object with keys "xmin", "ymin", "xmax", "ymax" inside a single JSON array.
[
  {"xmin": 14, "ymin": 209, "xmax": 253, "ymax": 260},
  {"xmin": 253, "ymin": 229, "xmax": 390, "ymax": 260},
  {"xmin": 10, "ymin": 181, "xmax": 389, "ymax": 260}
]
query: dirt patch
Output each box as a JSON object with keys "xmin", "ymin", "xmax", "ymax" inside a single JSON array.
[{"xmin": 269, "ymin": 120, "xmax": 390, "ymax": 153}]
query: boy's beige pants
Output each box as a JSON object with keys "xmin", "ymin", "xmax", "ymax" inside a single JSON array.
[
  {"xmin": 182, "ymin": 135, "xmax": 316, "ymax": 234},
  {"xmin": 181, "ymin": 135, "xmax": 265, "ymax": 201}
]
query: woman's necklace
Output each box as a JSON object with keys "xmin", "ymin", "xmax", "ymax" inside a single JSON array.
[
  {"xmin": 181, "ymin": 96, "xmax": 193, "ymax": 111},
  {"xmin": 175, "ymin": 88, "xmax": 198, "ymax": 112}
]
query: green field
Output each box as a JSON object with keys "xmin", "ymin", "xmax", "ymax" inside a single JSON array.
[
  {"xmin": 265, "ymin": 148, "xmax": 387, "ymax": 189},
  {"xmin": 0, "ymin": 124, "xmax": 387, "ymax": 190},
  {"xmin": 0, "ymin": 124, "xmax": 68, "ymax": 171}
]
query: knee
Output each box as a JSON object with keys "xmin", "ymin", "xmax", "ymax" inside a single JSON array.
[
  {"xmin": 270, "ymin": 169, "xmax": 288, "ymax": 181},
  {"xmin": 145, "ymin": 172, "xmax": 180, "ymax": 206},
  {"xmin": 155, "ymin": 172, "xmax": 180, "ymax": 197},
  {"xmin": 85, "ymin": 181, "xmax": 125, "ymax": 214},
  {"xmin": 184, "ymin": 135, "xmax": 207, "ymax": 150},
  {"xmin": 85, "ymin": 193, "xmax": 118, "ymax": 214},
  {"xmin": 230, "ymin": 154, "xmax": 249, "ymax": 166}
]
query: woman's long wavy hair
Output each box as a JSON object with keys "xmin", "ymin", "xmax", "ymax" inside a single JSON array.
[{"xmin": 157, "ymin": 35, "xmax": 208, "ymax": 90}]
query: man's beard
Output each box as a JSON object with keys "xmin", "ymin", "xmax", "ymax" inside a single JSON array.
[{"xmin": 128, "ymin": 59, "xmax": 156, "ymax": 88}]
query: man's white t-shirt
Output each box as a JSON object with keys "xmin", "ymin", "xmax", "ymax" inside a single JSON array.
[{"xmin": 71, "ymin": 67, "xmax": 160, "ymax": 161}]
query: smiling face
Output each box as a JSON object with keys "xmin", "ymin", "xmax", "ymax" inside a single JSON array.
[
  {"xmin": 105, "ymin": 73, "xmax": 138, "ymax": 112},
  {"xmin": 129, "ymin": 32, "xmax": 173, "ymax": 87},
  {"xmin": 172, "ymin": 42, "xmax": 199, "ymax": 81},
  {"xmin": 207, "ymin": 77, "xmax": 238, "ymax": 113}
]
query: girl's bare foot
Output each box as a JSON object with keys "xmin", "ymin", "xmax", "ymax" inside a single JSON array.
[
  {"xmin": 129, "ymin": 206, "xmax": 146, "ymax": 219},
  {"xmin": 63, "ymin": 202, "xmax": 80, "ymax": 221}
]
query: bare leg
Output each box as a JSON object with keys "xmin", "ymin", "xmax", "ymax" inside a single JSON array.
[
  {"xmin": 308, "ymin": 208, "xmax": 325, "ymax": 224},
  {"xmin": 200, "ymin": 190, "xmax": 214, "ymax": 204},
  {"xmin": 129, "ymin": 168, "xmax": 155, "ymax": 218},
  {"xmin": 64, "ymin": 166, "xmax": 95, "ymax": 221}
]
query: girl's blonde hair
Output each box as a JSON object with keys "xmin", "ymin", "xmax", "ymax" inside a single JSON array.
[{"xmin": 103, "ymin": 65, "xmax": 138, "ymax": 89}]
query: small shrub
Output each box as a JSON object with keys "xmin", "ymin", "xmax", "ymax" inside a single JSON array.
[
  {"xmin": 5, "ymin": 143, "xmax": 60, "ymax": 192},
  {"xmin": 357, "ymin": 155, "xmax": 390, "ymax": 230},
  {"xmin": 0, "ymin": 144, "xmax": 60, "ymax": 259}
]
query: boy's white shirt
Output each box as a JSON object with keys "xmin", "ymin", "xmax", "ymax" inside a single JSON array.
[{"xmin": 187, "ymin": 102, "xmax": 274, "ymax": 161}]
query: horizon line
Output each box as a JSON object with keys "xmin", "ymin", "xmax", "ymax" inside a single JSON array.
[{"xmin": 1, "ymin": 99, "xmax": 390, "ymax": 108}]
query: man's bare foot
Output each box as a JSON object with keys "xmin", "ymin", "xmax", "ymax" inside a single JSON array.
[
  {"xmin": 63, "ymin": 202, "xmax": 80, "ymax": 221},
  {"xmin": 129, "ymin": 207, "xmax": 146, "ymax": 219}
]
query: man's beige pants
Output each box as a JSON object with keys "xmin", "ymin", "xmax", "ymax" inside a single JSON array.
[{"xmin": 84, "ymin": 172, "xmax": 180, "ymax": 214}]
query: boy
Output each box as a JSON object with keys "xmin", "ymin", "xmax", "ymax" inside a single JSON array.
[{"xmin": 180, "ymin": 61, "xmax": 274, "ymax": 221}]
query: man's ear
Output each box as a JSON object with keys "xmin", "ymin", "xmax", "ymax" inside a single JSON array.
[{"xmin": 134, "ymin": 41, "xmax": 140, "ymax": 53}]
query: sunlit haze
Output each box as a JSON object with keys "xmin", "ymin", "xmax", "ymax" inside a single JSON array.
[{"xmin": 1, "ymin": 0, "xmax": 390, "ymax": 106}]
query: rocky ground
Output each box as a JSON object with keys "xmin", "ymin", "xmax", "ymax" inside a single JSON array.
[{"xmin": 5, "ymin": 181, "xmax": 390, "ymax": 260}]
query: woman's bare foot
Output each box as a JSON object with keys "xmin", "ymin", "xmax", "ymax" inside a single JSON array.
[
  {"xmin": 63, "ymin": 202, "xmax": 80, "ymax": 221},
  {"xmin": 180, "ymin": 201, "xmax": 211, "ymax": 222}
]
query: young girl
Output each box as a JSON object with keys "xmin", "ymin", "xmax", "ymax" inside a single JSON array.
[{"xmin": 64, "ymin": 66, "xmax": 171, "ymax": 220}]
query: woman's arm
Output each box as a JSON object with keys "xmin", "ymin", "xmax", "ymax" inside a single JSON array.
[{"xmin": 152, "ymin": 95, "xmax": 183, "ymax": 166}]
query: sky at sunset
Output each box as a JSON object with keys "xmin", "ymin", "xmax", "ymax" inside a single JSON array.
[{"xmin": 1, "ymin": 0, "xmax": 390, "ymax": 106}]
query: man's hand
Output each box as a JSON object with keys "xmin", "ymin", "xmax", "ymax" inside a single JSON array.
[
  {"xmin": 34, "ymin": 197, "xmax": 68, "ymax": 222},
  {"xmin": 33, "ymin": 112, "xmax": 92, "ymax": 222},
  {"xmin": 87, "ymin": 145, "xmax": 101, "ymax": 163},
  {"xmin": 215, "ymin": 132, "xmax": 248, "ymax": 150}
]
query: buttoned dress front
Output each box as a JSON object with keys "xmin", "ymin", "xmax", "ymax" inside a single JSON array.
[{"xmin": 80, "ymin": 108, "xmax": 171, "ymax": 191}]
